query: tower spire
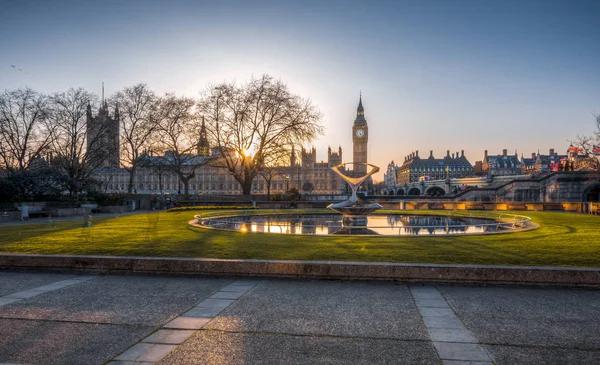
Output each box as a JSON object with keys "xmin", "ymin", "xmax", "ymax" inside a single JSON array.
[{"xmin": 357, "ymin": 92, "xmax": 364, "ymax": 116}]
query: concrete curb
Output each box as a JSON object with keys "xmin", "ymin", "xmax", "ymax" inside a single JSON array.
[{"xmin": 1, "ymin": 253, "xmax": 599, "ymax": 287}]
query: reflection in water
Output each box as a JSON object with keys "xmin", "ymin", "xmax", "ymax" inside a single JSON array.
[{"xmin": 199, "ymin": 214, "xmax": 516, "ymax": 236}]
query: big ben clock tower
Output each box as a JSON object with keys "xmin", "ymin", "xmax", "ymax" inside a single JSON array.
[{"xmin": 352, "ymin": 94, "xmax": 368, "ymax": 176}]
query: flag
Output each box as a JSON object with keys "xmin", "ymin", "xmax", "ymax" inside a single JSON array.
[{"xmin": 593, "ymin": 145, "xmax": 600, "ymax": 155}]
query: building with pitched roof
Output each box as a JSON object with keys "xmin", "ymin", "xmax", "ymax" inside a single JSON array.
[
  {"xmin": 482, "ymin": 149, "xmax": 522, "ymax": 176},
  {"xmin": 521, "ymin": 149, "xmax": 568, "ymax": 174},
  {"xmin": 396, "ymin": 150, "xmax": 474, "ymax": 184}
]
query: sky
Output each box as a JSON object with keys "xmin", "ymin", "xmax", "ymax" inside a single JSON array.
[{"xmin": 1, "ymin": 0, "xmax": 599, "ymax": 181}]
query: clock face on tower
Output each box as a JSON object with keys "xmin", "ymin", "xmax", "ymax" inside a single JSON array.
[{"xmin": 356, "ymin": 129, "xmax": 364, "ymax": 138}]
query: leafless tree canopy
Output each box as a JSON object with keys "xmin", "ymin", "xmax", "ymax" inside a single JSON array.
[
  {"xmin": 112, "ymin": 83, "xmax": 159, "ymax": 192},
  {"xmin": 150, "ymin": 93, "xmax": 209, "ymax": 195},
  {"xmin": 572, "ymin": 114, "xmax": 600, "ymax": 170},
  {"xmin": 198, "ymin": 74, "xmax": 324, "ymax": 195},
  {"xmin": 0, "ymin": 88, "xmax": 52, "ymax": 174},
  {"xmin": 49, "ymin": 88, "xmax": 101, "ymax": 194}
]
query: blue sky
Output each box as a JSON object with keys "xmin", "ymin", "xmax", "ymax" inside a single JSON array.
[{"xmin": 1, "ymin": 0, "xmax": 599, "ymax": 180}]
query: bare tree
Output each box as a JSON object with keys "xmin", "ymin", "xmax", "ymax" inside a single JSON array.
[
  {"xmin": 48, "ymin": 88, "xmax": 102, "ymax": 195},
  {"xmin": 0, "ymin": 88, "xmax": 52, "ymax": 174},
  {"xmin": 152, "ymin": 93, "xmax": 210, "ymax": 196},
  {"xmin": 198, "ymin": 75, "xmax": 323, "ymax": 195},
  {"xmin": 572, "ymin": 114, "xmax": 600, "ymax": 171},
  {"xmin": 258, "ymin": 147, "xmax": 291, "ymax": 200},
  {"xmin": 112, "ymin": 84, "xmax": 159, "ymax": 193}
]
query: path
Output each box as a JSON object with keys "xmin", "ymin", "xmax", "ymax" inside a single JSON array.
[{"xmin": 0, "ymin": 271, "xmax": 598, "ymax": 364}]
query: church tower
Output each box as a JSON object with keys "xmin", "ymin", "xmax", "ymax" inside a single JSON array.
[
  {"xmin": 86, "ymin": 84, "xmax": 120, "ymax": 168},
  {"xmin": 352, "ymin": 94, "xmax": 368, "ymax": 176},
  {"xmin": 197, "ymin": 116, "xmax": 210, "ymax": 156}
]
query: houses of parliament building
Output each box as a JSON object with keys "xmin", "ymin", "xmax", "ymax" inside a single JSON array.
[{"xmin": 92, "ymin": 98, "xmax": 371, "ymax": 196}]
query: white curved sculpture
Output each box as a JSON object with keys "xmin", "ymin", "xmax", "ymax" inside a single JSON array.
[{"xmin": 327, "ymin": 162, "xmax": 383, "ymax": 226}]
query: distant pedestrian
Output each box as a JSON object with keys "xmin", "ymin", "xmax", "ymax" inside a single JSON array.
[{"xmin": 21, "ymin": 204, "xmax": 29, "ymax": 221}]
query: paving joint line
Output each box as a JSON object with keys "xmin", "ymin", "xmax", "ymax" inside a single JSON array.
[
  {"xmin": 197, "ymin": 328, "xmax": 434, "ymax": 342},
  {"xmin": 0, "ymin": 315, "xmax": 156, "ymax": 328},
  {"xmin": 481, "ymin": 342, "xmax": 600, "ymax": 352},
  {"xmin": 409, "ymin": 285, "xmax": 496, "ymax": 364},
  {"xmin": 0, "ymin": 275, "xmax": 97, "ymax": 307},
  {"xmin": 107, "ymin": 279, "xmax": 259, "ymax": 364}
]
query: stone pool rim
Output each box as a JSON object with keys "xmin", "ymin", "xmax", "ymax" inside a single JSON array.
[{"xmin": 190, "ymin": 210, "xmax": 538, "ymax": 237}]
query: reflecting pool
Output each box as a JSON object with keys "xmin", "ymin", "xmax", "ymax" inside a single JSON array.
[{"xmin": 195, "ymin": 213, "xmax": 531, "ymax": 236}]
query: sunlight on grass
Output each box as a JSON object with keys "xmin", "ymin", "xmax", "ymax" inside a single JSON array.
[{"xmin": 0, "ymin": 210, "xmax": 599, "ymax": 267}]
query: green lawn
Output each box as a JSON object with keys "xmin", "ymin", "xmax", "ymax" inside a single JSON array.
[{"xmin": 0, "ymin": 210, "xmax": 599, "ymax": 267}]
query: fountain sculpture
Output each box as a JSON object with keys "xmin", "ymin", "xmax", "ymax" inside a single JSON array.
[{"xmin": 327, "ymin": 162, "xmax": 383, "ymax": 228}]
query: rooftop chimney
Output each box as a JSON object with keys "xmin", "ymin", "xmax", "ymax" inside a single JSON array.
[
  {"xmin": 430, "ymin": 150, "xmax": 434, "ymax": 157},
  {"xmin": 415, "ymin": 150, "xmax": 419, "ymax": 157},
  {"xmin": 502, "ymin": 149, "xmax": 507, "ymax": 156},
  {"xmin": 549, "ymin": 148, "xmax": 554, "ymax": 156},
  {"xmin": 446, "ymin": 150, "xmax": 450, "ymax": 157},
  {"xmin": 532, "ymin": 152, "xmax": 536, "ymax": 159},
  {"xmin": 461, "ymin": 150, "xmax": 464, "ymax": 157},
  {"xmin": 484, "ymin": 150, "xmax": 488, "ymax": 158}
]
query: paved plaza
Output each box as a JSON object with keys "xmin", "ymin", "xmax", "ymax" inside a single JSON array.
[{"xmin": 0, "ymin": 271, "xmax": 599, "ymax": 364}]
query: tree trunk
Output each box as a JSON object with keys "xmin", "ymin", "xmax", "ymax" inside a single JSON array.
[
  {"xmin": 128, "ymin": 166, "xmax": 136, "ymax": 193},
  {"xmin": 241, "ymin": 179, "xmax": 253, "ymax": 196},
  {"xmin": 181, "ymin": 176, "xmax": 191, "ymax": 197},
  {"xmin": 266, "ymin": 182, "xmax": 271, "ymax": 201}
]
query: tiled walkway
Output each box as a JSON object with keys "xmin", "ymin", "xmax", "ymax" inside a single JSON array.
[{"xmin": 0, "ymin": 271, "xmax": 599, "ymax": 364}]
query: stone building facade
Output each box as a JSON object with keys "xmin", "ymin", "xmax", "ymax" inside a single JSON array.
[
  {"xmin": 90, "ymin": 98, "xmax": 377, "ymax": 196},
  {"xmin": 482, "ymin": 149, "xmax": 522, "ymax": 176},
  {"xmin": 396, "ymin": 150, "xmax": 474, "ymax": 184},
  {"xmin": 520, "ymin": 149, "xmax": 567, "ymax": 174},
  {"xmin": 93, "ymin": 144, "xmax": 344, "ymax": 196}
]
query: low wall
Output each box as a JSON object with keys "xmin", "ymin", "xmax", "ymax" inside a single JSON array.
[
  {"xmin": 379, "ymin": 201, "xmax": 596, "ymax": 213},
  {"xmin": 0, "ymin": 254, "xmax": 598, "ymax": 287}
]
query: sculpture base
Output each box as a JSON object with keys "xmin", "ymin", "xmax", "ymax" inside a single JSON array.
[{"xmin": 342, "ymin": 215, "xmax": 368, "ymax": 226}]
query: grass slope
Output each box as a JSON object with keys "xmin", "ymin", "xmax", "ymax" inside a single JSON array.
[{"xmin": 0, "ymin": 210, "xmax": 599, "ymax": 267}]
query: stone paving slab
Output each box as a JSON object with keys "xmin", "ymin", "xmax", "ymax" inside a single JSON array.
[
  {"xmin": 142, "ymin": 329, "xmax": 196, "ymax": 344},
  {"xmin": 428, "ymin": 328, "xmax": 477, "ymax": 343},
  {"xmin": 0, "ymin": 275, "xmax": 228, "ymax": 325},
  {"xmin": 115, "ymin": 343, "xmax": 177, "ymax": 362},
  {"xmin": 415, "ymin": 298, "xmax": 449, "ymax": 307},
  {"xmin": 0, "ymin": 298, "xmax": 20, "ymax": 306},
  {"xmin": 157, "ymin": 331, "xmax": 440, "ymax": 365},
  {"xmin": 439, "ymin": 285, "xmax": 600, "ymax": 349},
  {"xmin": 419, "ymin": 307, "xmax": 456, "ymax": 317},
  {"xmin": 182, "ymin": 306, "xmax": 224, "ymax": 318},
  {"xmin": 423, "ymin": 316, "xmax": 466, "ymax": 329},
  {"xmin": 0, "ymin": 318, "xmax": 151, "ymax": 365},
  {"xmin": 209, "ymin": 291, "xmax": 245, "ymax": 299},
  {"xmin": 0, "ymin": 272, "xmax": 75, "ymax": 296},
  {"xmin": 114, "ymin": 343, "xmax": 153, "ymax": 361},
  {"xmin": 205, "ymin": 280, "xmax": 430, "ymax": 340},
  {"xmin": 163, "ymin": 317, "xmax": 211, "ymax": 329}
]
